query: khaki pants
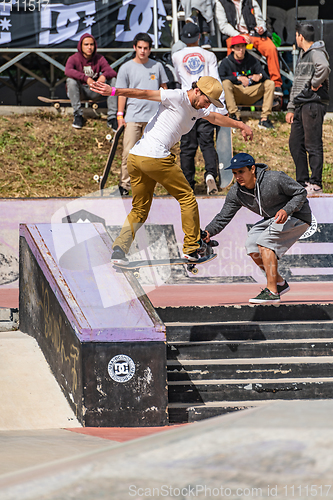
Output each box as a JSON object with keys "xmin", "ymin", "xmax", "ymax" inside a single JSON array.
[
  {"xmin": 222, "ymin": 79, "xmax": 275, "ymax": 121},
  {"xmin": 120, "ymin": 122, "xmax": 147, "ymax": 191},
  {"xmin": 113, "ymin": 153, "xmax": 201, "ymax": 255}
]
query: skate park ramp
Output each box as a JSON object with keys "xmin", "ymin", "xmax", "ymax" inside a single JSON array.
[
  {"xmin": 1, "ymin": 399, "xmax": 333, "ymax": 500},
  {"xmin": 0, "ymin": 330, "xmax": 80, "ymax": 430}
]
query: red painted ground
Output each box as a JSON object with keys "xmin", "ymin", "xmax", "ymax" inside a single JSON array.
[
  {"xmin": 145, "ymin": 282, "xmax": 333, "ymax": 307},
  {"xmin": 0, "ymin": 289, "xmax": 19, "ymax": 308},
  {"xmin": 68, "ymin": 425, "xmax": 187, "ymax": 442}
]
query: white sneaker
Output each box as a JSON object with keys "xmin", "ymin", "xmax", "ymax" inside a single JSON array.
[
  {"xmin": 306, "ymin": 183, "xmax": 323, "ymax": 195},
  {"xmin": 206, "ymin": 174, "xmax": 218, "ymax": 195}
]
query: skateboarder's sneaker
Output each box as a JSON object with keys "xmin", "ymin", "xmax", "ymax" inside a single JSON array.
[
  {"xmin": 206, "ymin": 174, "xmax": 218, "ymax": 195},
  {"xmin": 258, "ymin": 118, "xmax": 274, "ymax": 130},
  {"xmin": 249, "ymin": 288, "xmax": 280, "ymax": 304},
  {"xmin": 183, "ymin": 240, "xmax": 210, "ymax": 261},
  {"xmin": 107, "ymin": 117, "xmax": 118, "ymax": 132},
  {"xmin": 111, "ymin": 246, "xmax": 128, "ymax": 263},
  {"xmin": 277, "ymin": 280, "xmax": 290, "ymax": 296},
  {"xmin": 72, "ymin": 114, "xmax": 83, "ymax": 129}
]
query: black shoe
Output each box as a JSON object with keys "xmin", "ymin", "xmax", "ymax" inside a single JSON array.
[
  {"xmin": 258, "ymin": 118, "xmax": 274, "ymax": 130},
  {"xmin": 277, "ymin": 280, "xmax": 290, "ymax": 296},
  {"xmin": 274, "ymin": 86, "xmax": 283, "ymax": 97},
  {"xmin": 183, "ymin": 240, "xmax": 211, "ymax": 261},
  {"xmin": 230, "ymin": 114, "xmax": 241, "ymax": 121},
  {"xmin": 119, "ymin": 186, "xmax": 129, "ymax": 196},
  {"xmin": 111, "ymin": 246, "xmax": 128, "ymax": 263},
  {"xmin": 72, "ymin": 114, "xmax": 83, "ymax": 129},
  {"xmin": 185, "ymin": 15, "xmax": 198, "ymax": 25},
  {"xmin": 107, "ymin": 117, "xmax": 118, "ymax": 131},
  {"xmin": 109, "ymin": 186, "xmax": 129, "ymax": 197}
]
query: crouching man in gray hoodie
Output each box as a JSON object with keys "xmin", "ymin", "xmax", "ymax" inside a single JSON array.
[{"xmin": 203, "ymin": 153, "xmax": 312, "ymax": 304}]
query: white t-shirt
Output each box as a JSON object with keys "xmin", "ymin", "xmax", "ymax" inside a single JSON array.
[
  {"xmin": 172, "ymin": 46, "xmax": 227, "ymax": 114},
  {"xmin": 130, "ymin": 89, "xmax": 211, "ymax": 159}
]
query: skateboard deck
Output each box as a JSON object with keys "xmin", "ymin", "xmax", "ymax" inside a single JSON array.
[
  {"xmin": 114, "ymin": 253, "xmax": 217, "ymax": 275},
  {"xmin": 216, "ymin": 126, "xmax": 233, "ymax": 189},
  {"xmin": 99, "ymin": 124, "xmax": 125, "ymax": 192},
  {"xmin": 38, "ymin": 96, "xmax": 99, "ymax": 109}
]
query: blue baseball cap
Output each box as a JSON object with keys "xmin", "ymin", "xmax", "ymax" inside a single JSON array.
[{"xmin": 225, "ymin": 153, "xmax": 255, "ymax": 170}]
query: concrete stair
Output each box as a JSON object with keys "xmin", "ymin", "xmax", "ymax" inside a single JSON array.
[{"xmin": 157, "ymin": 306, "xmax": 333, "ymax": 423}]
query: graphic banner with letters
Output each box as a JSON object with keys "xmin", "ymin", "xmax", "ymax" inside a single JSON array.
[{"xmin": 0, "ymin": 0, "xmax": 171, "ymax": 48}]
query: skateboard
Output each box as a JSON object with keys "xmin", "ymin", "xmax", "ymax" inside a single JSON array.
[
  {"xmin": 38, "ymin": 96, "xmax": 100, "ymax": 110},
  {"xmin": 114, "ymin": 253, "xmax": 217, "ymax": 276},
  {"xmin": 238, "ymin": 97, "xmax": 281, "ymax": 112},
  {"xmin": 216, "ymin": 126, "xmax": 233, "ymax": 189},
  {"xmin": 97, "ymin": 124, "xmax": 125, "ymax": 192}
]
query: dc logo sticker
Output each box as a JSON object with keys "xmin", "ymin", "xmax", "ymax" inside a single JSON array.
[
  {"xmin": 183, "ymin": 52, "xmax": 205, "ymax": 75},
  {"xmin": 299, "ymin": 214, "xmax": 318, "ymax": 239},
  {"xmin": 108, "ymin": 355, "xmax": 136, "ymax": 383}
]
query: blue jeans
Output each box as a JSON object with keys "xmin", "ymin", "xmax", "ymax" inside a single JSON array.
[
  {"xmin": 289, "ymin": 102, "xmax": 326, "ymax": 187},
  {"xmin": 66, "ymin": 77, "xmax": 117, "ymax": 120}
]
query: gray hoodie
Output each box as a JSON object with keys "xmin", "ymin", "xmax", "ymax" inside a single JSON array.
[
  {"xmin": 205, "ymin": 164, "xmax": 312, "ymax": 237},
  {"xmin": 287, "ymin": 40, "xmax": 330, "ymax": 113}
]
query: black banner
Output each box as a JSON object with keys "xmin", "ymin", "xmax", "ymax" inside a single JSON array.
[{"xmin": 0, "ymin": 0, "xmax": 172, "ymax": 48}]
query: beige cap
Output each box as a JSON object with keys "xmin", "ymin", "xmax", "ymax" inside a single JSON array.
[{"xmin": 196, "ymin": 76, "xmax": 224, "ymax": 108}]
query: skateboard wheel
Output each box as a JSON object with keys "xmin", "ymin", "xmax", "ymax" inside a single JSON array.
[
  {"xmin": 133, "ymin": 271, "xmax": 140, "ymax": 279},
  {"xmin": 54, "ymin": 102, "xmax": 60, "ymax": 109},
  {"xmin": 106, "ymin": 134, "xmax": 112, "ymax": 142},
  {"xmin": 93, "ymin": 175, "xmax": 100, "ymax": 182},
  {"xmin": 190, "ymin": 267, "xmax": 198, "ymax": 275},
  {"xmin": 92, "ymin": 103, "xmax": 98, "ymax": 110}
]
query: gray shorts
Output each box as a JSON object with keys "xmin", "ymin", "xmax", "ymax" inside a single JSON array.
[{"xmin": 245, "ymin": 217, "xmax": 309, "ymax": 259}]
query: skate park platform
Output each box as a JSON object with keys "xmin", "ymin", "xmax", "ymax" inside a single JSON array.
[{"xmin": 0, "ymin": 195, "xmax": 333, "ymax": 498}]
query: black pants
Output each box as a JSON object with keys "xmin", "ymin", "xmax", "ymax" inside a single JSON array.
[
  {"xmin": 180, "ymin": 118, "xmax": 218, "ymax": 189},
  {"xmin": 289, "ymin": 102, "xmax": 326, "ymax": 187}
]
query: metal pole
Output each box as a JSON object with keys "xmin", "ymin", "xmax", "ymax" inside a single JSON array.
[
  {"xmin": 153, "ymin": 0, "xmax": 159, "ymax": 49},
  {"xmin": 171, "ymin": 0, "xmax": 179, "ymax": 42},
  {"xmin": 295, "ymin": 0, "xmax": 299, "ymax": 22},
  {"xmin": 262, "ymin": 0, "xmax": 267, "ymax": 21}
]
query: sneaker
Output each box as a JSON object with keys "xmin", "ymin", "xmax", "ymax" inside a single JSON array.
[
  {"xmin": 258, "ymin": 118, "xmax": 274, "ymax": 130},
  {"xmin": 109, "ymin": 186, "xmax": 130, "ymax": 197},
  {"xmin": 249, "ymin": 288, "xmax": 281, "ymax": 304},
  {"xmin": 107, "ymin": 117, "xmax": 118, "ymax": 131},
  {"xmin": 309, "ymin": 183, "xmax": 323, "ymax": 194},
  {"xmin": 111, "ymin": 246, "xmax": 128, "ymax": 263},
  {"xmin": 274, "ymin": 86, "xmax": 283, "ymax": 97},
  {"xmin": 185, "ymin": 15, "xmax": 198, "ymax": 24},
  {"xmin": 206, "ymin": 174, "xmax": 218, "ymax": 195},
  {"xmin": 72, "ymin": 114, "xmax": 83, "ymax": 129},
  {"xmin": 200, "ymin": 35, "xmax": 212, "ymax": 49},
  {"xmin": 183, "ymin": 240, "xmax": 210, "ymax": 261},
  {"xmin": 277, "ymin": 280, "xmax": 290, "ymax": 296}
]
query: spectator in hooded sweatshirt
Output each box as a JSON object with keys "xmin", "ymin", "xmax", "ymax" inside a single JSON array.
[{"xmin": 65, "ymin": 33, "xmax": 117, "ymax": 129}]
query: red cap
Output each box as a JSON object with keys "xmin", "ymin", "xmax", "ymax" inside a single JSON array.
[{"xmin": 230, "ymin": 35, "xmax": 247, "ymax": 46}]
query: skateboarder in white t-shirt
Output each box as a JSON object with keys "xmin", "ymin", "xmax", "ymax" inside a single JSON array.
[{"xmin": 90, "ymin": 76, "xmax": 253, "ymax": 263}]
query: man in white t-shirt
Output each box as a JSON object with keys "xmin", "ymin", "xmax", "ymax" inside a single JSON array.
[
  {"xmin": 172, "ymin": 23, "xmax": 227, "ymax": 195},
  {"xmin": 115, "ymin": 33, "xmax": 169, "ymax": 196},
  {"xmin": 90, "ymin": 76, "xmax": 253, "ymax": 262}
]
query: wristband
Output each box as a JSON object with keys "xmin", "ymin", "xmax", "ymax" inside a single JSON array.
[
  {"xmin": 110, "ymin": 87, "xmax": 116, "ymax": 96},
  {"xmin": 117, "ymin": 111, "xmax": 124, "ymax": 116},
  {"xmin": 117, "ymin": 116, "xmax": 123, "ymax": 120}
]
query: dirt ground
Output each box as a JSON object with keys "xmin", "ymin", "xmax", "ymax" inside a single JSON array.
[{"xmin": 0, "ymin": 111, "xmax": 332, "ymax": 198}]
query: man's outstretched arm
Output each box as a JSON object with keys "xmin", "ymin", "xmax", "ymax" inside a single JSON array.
[
  {"xmin": 89, "ymin": 81, "xmax": 162, "ymax": 102},
  {"xmin": 205, "ymin": 111, "xmax": 253, "ymax": 142}
]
